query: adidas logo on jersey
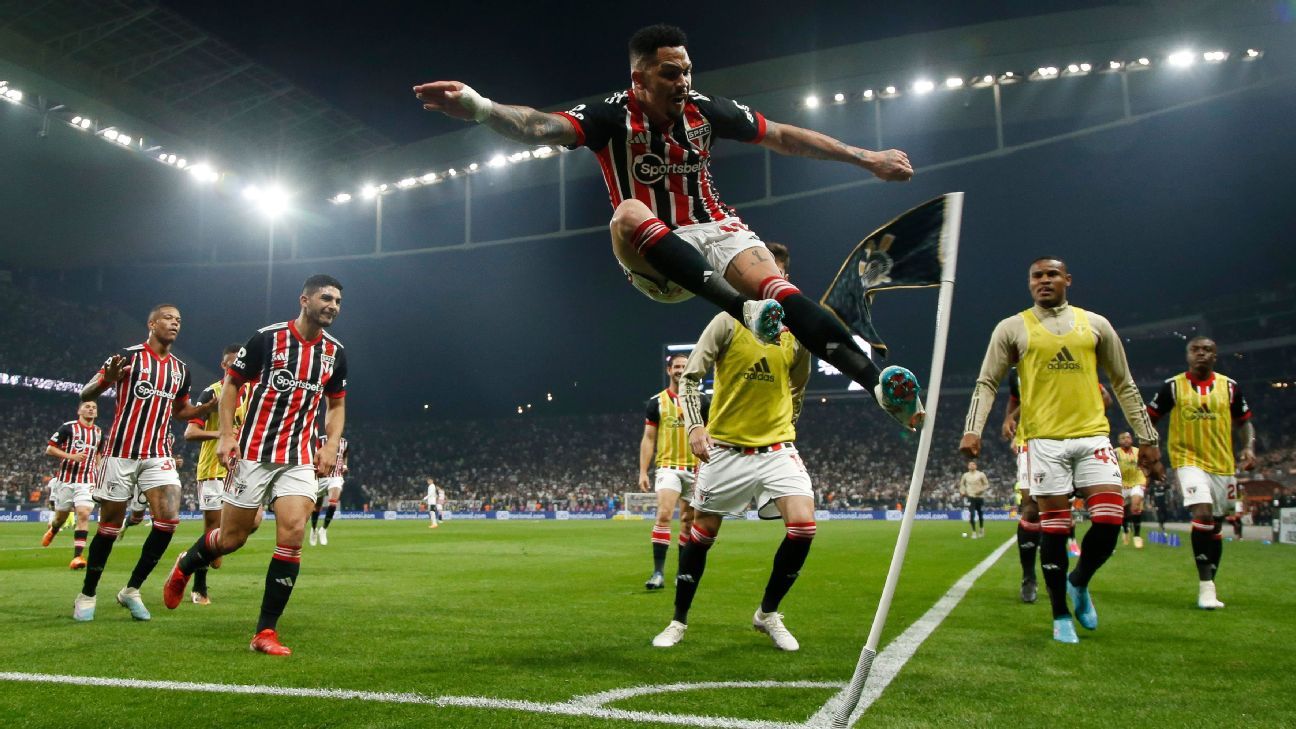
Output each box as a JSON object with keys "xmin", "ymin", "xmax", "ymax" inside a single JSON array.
[
  {"xmin": 1046, "ymin": 346, "xmax": 1083, "ymax": 371},
  {"xmin": 629, "ymin": 131, "xmax": 650, "ymax": 145},
  {"xmin": 743, "ymin": 357, "xmax": 776, "ymax": 383},
  {"xmin": 1184, "ymin": 403, "xmax": 1218, "ymax": 421}
]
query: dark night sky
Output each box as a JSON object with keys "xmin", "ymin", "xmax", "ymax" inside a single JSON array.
[{"xmin": 157, "ymin": 0, "xmax": 1117, "ymax": 144}]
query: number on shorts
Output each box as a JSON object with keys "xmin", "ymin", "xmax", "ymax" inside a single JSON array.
[
  {"xmin": 1093, "ymin": 447, "xmax": 1116, "ymax": 464},
  {"xmin": 1226, "ymin": 483, "xmax": 1238, "ymax": 500},
  {"xmin": 160, "ymin": 458, "xmax": 175, "ymax": 471}
]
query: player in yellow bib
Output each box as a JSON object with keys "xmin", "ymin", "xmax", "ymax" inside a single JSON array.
[
  {"xmin": 653, "ymin": 243, "xmax": 815, "ymax": 651},
  {"xmin": 639, "ymin": 353, "xmax": 710, "ymax": 590},
  {"xmin": 1114, "ymin": 431, "xmax": 1148, "ymax": 548},
  {"xmin": 183, "ymin": 344, "xmax": 257, "ymax": 604},
  {"xmin": 1146, "ymin": 337, "xmax": 1255, "ymax": 609},
  {"xmin": 961, "ymin": 257, "xmax": 1161, "ymax": 643}
]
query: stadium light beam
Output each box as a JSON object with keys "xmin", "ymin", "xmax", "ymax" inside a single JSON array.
[
  {"xmin": 803, "ymin": 94, "xmax": 820, "ymax": 108},
  {"xmin": 244, "ymin": 184, "xmax": 292, "ymax": 219},
  {"xmin": 1168, "ymin": 49, "xmax": 1195, "ymax": 67},
  {"xmin": 360, "ymin": 183, "xmax": 379, "ymax": 200},
  {"xmin": 912, "ymin": 79, "xmax": 935, "ymax": 94},
  {"xmin": 488, "ymin": 154, "xmax": 507, "ymax": 168},
  {"xmin": 944, "ymin": 77, "xmax": 964, "ymax": 89},
  {"xmin": 331, "ymin": 192, "xmax": 352, "ymax": 204}
]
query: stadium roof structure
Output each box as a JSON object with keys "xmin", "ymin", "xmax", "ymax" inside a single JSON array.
[{"xmin": 0, "ymin": 0, "xmax": 393, "ymax": 175}]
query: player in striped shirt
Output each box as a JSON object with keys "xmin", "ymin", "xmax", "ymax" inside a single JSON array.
[
  {"xmin": 413, "ymin": 24, "xmax": 922, "ymax": 432},
  {"xmin": 164, "ymin": 275, "xmax": 348, "ymax": 656},
  {"xmin": 640, "ymin": 353, "xmax": 710, "ymax": 590},
  {"xmin": 309, "ymin": 434, "xmax": 348, "ymax": 545},
  {"xmin": 71, "ymin": 304, "xmax": 216, "ymax": 622},
  {"xmin": 42, "ymin": 401, "xmax": 102, "ymax": 569},
  {"xmin": 1147, "ymin": 337, "xmax": 1255, "ymax": 609},
  {"xmin": 183, "ymin": 343, "xmax": 258, "ymax": 605}
]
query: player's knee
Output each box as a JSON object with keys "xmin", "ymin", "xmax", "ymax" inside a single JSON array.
[
  {"xmin": 786, "ymin": 521, "xmax": 816, "ymax": 543},
  {"xmin": 610, "ymin": 200, "xmax": 652, "ymax": 239}
]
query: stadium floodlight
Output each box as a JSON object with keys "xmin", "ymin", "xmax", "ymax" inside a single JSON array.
[
  {"xmin": 2, "ymin": 87, "xmax": 21, "ymax": 102},
  {"xmin": 944, "ymin": 77, "xmax": 964, "ymax": 89},
  {"xmin": 1202, "ymin": 50, "xmax": 1228, "ymax": 63},
  {"xmin": 832, "ymin": 92, "xmax": 845, "ymax": 103},
  {"xmin": 188, "ymin": 163, "xmax": 218, "ymax": 183},
  {"xmin": 803, "ymin": 94, "xmax": 820, "ymax": 108},
  {"xmin": 71, "ymin": 116, "xmax": 82, "ymax": 124},
  {"xmin": 488, "ymin": 154, "xmax": 506, "ymax": 168},
  {"xmin": 244, "ymin": 184, "xmax": 292, "ymax": 219},
  {"xmin": 468, "ymin": 162, "xmax": 479, "ymax": 171},
  {"xmin": 912, "ymin": 79, "xmax": 935, "ymax": 94},
  {"xmin": 534, "ymin": 145, "xmax": 554, "ymax": 157},
  {"xmin": 103, "ymin": 129, "xmax": 119, "ymax": 141},
  {"xmin": 330, "ymin": 192, "xmax": 352, "ymax": 204},
  {"xmin": 881, "ymin": 85, "xmax": 899, "ymax": 98},
  {"xmin": 1106, "ymin": 60, "xmax": 1124, "ymax": 71},
  {"xmin": 397, "ymin": 177, "xmax": 417, "ymax": 188},
  {"xmin": 175, "ymin": 158, "xmax": 187, "ymax": 169},
  {"xmin": 970, "ymin": 74, "xmax": 995, "ymax": 88},
  {"xmin": 1030, "ymin": 66, "xmax": 1059, "ymax": 80},
  {"xmin": 166, "ymin": 154, "xmax": 177, "ymax": 164},
  {"xmin": 546, "ymin": 392, "xmax": 553, "ymax": 402},
  {"xmin": 360, "ymin": 183, "xmax": 378, "ymax": 199},
  {"xmin": 447, "ymin": 168, "xmax": 457, "ymax": 176},
  {"xmin": 862, "ymin": 89, "xmax": 875, "ymax": 100},
  {"xmin": 508, "ymin": 151, "xmax": 531, "ymax": 163},
  {"xmin": 116, "ymin": 134, "xmax": 132, "ymax": 146},
  {"xmin": 1167, "ymin": 49, "xmax": 1195, "ymax": 68},
  {"xmin": 420, "ymin": 172, "xmax": 437, "ymax": 184},
  {"xmin": 78, "ymin": 117, "xmax": 92, "ymax": 129},
  {"xmin": 997, "ymin": 71, "xmax": 1020, "ymax": 84},
  {"xmin": 1244, "ymin": 48, "xmax": 1262, "ymax": 60}
]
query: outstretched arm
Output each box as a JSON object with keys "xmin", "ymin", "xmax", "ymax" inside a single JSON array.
[
  {"xmin": 758, "ymin": 120, "xmax": 913, "ymax": 181},
  {"xmin": 413, "ymin": 81, "xmax": 578, "ymax": 146}
]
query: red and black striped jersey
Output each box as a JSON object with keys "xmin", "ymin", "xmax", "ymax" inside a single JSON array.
[
  {"xmin": 317, "ymin": 434, "xmax": 349, "ymax": 478},
  {"xmin": 96, "ymin": 344, "xmax": 192, "ymax": 459},
  {"xmin": 48, "ymin": 420, "xmax": 102, "ymax": 483},
  {"xmin": 231, "ymin": 320, "xmax": 347, "ymax": 466},
  {"xmin": 559, "ymin": 89, "xmax": 767, "ymax": 227}
]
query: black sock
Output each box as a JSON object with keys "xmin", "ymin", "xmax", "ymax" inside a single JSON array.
[
  {"xmin": 778, "ymin": 294, "xmax": 880, "ymax": 390},
  {"xmin": 1040, "ymin": 530, "xmax": 1071, "ymax": 618},
  {"xmin": 1068, "ymin": 522, "xmax": 1119, "ymax": 588},
  {"xmin": 310, "ymin": 503, "xmax": 321, "ymax": 529},
  {"xmin": 1191, "ymin": 521, "xmax": 1215, "ymax": 581},
  {"xmin": 179, "ymin": 528, "xmax": 224, "ymax": 574},
  {"xmin": 1210, "ymin": 521, "xmax": 1224, "ymax": 578},
  {"xmin": 323, "ymin": 504, "xmax": 336, "ymax": 528},
  {"xmin": 257, "ymin": 550, "xmax": 301, "ymax": 632},
  {"xmin": 977, "ymin": 509, "xmax": 984, "ymax": 530},
  {"xmin": 652, "ymin": 542, "xmax": 667, "ymax": 574},
  {"xmin": 1132, "ymin": 513, "xmax": 1142, "ymax": 537},
  {"xmin": 193, "ymin": 567, "xmax": 208, "ymax": 595},
  {"xmin": 760, "ymin": 534, "xmax": 813, "ymax": 613},
  {"xmin": 48, "ymin": 520, "xmax": 63, "ymax": 536},
  {"xmin": 126, "ymin": 519, "xmax": 177, "ymax": 590},
  {"xmin": 673, "ymin": 529, "xmax": 715, "ymax": 624},
  {"xmin": 637, "ymin": 228, "xmax": 746, "ymax": 319},
  {"xmin": 1017, "ymin": 523, "xmax": 1039, "ymax": 580},
  {"xmin": 81, "ymin": 522, "xmax": 121, "ymax": 597},
  {"xmin": 1122, "ymin": 515, "xmax": 1130, "ymax": 534},
  {"xmin": 73, "ymin": 529, "xmax": 88, "ymax": 558}
]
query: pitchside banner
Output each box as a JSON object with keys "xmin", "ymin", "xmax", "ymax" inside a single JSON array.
[
  {"xmin": 1279, "ymin": 507, "xmax": 1296, "ymax": 545},
  {"xmin": 1, "ymin": 509, "xmax": 1018, "ymax": 523}
]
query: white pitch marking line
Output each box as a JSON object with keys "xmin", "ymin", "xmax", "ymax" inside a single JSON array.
[
  {"xmin": 569, "ymin": 680, "xmax": 845, "ymax": 708},
  {"xmin": 0, "ymin": 672, "xmax": 816, "ymax": 729},
  {"xmin": 804, "ymin": 536, "xmax": 1016, "ymax": 728}
]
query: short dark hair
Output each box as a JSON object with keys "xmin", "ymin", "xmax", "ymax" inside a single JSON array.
[
  {"xmin": 1187, "ymin": 336, "xmax": 1215, "ymax": 350},
  {"xmin": 303, "ymin": 274, "xmax": 343, "ymax": 295},
  {"xmin": 666, "ymin": 353, "xmax": 688, "ymax": 366},
  {"xmin": 223, "ymin": 342, "xmax": 243, "ymax": 355},
  {"xmin": 148, "ymin": 303, "xmax": 178, "ymax": 320},
  {"xmin": 765, "ymin": 242, "xmax": 789, "ymax": 270},
  {"xmin": 1030, "ymin": 256, "xmax": 1067, "ymax": 271},
  {"xmin": 629, "ymin": 24, "xmax": 687, "ymax": 68}
]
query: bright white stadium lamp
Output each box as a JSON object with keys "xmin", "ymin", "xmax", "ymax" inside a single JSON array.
[
  {"xmin": 116, "ymin": 134, "xmax": 132, "ymax": 146},
  {"xmin": 912, "ymin": 79, "xmax": 935, "ymax": 94},
  {"xmin": 467, "ymin": 162, "xmax": 479, "ymax": 171},
  {"xmin": 244, "ymin": 184, "xmax": 291, "ymax": 219},
  {"xmin": 945, "ymin": 77, "xmax": 964, "ymax": 89},
  {"xmin": 488, "ymin": 154, "xmax": 506, "ymax": 168},
  {"xmin": 1202, "ymin": 50, "xmax": 1228, "ymax": 63},
  {"xmin": 997, "ymin": 71, "xmax": 1020, "ymax": 84},
  {"xmin": 360, "ymin": 183, "xmax": 378, "ymax": 200},
  {"xmin": 188, "ymin": 163, "xmax": 218, "ymax": 183},
  {"xmin": 2, "ymin": 87, "xmax": 22, "ymax": 102},
  {"xmin": 832, "ymin": 92, "xmax": 845, "ymax": 103},
  {"xmin": 79, "ymin": 117, "xmax": 92, "ymax": 129},
  {"xmin": 1031, "ymin": 66, "xmax": 1059, "ymax": 80},
  {"xmin": 103, "ymin": 129, "xmax": 119, "ymax": 141},
  {"xmin": 1244, "ymin": 49, "xmax": 1262, "ymax": 60},
  {"xmin": 803, "ymin": 94, "xmax": 820, "ymax": 108},
  {"xmin": 534, "ymin": 145, "xmax": 554, "ymax": 157},
  {"xmin": 331, "ymin": 192, "xmax": 352, "ymax": 204},
  {"xmin": 971, "ymin": 74, "xmax": 995, "ymax": 88},
  {"xmin": 862, "ymin": 89, "xmax": 875, "ymax": 100},
  {"xmin": 1167, "ymin": 49, "xmax": 1194, "ymax": 67},
  {"xmin": 175, "ymin": 158, "xmax": 187, "ymax": 169},
  {"xmin": 447, "ymin": 168, "xmax": 457, "ymax": 176},
  {"xmin": 1106, "ymin": 60, "xmax": 1123, "ymax": 71},
  {"xmin": 420, "ymin": 172, "xmax": 437, "ymax": 184},
  {"xmin": 71, "ymin": 116, "xmax": 82, "ymax": 125},
  {"xmin": 882, "ymin": 85, "xmax": 898, "ymax": 97},
  {"xmin": 397, "ymin": 177, "xmax": 417, "ymax": 188}
]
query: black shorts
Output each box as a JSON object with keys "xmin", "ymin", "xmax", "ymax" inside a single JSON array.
[{"xmin": 969, "ymin": 497, "xmax": 985, "ymax": 511}]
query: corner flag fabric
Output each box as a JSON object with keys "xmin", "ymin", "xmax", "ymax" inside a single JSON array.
[{"xmin": 820, "ymin": 194, "xmax": 954, "ymax": 356}]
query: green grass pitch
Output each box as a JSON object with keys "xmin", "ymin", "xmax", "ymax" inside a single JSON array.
[{"xmin": 1, "ymin": 519, "xmax": 1292, "ymax": 727}]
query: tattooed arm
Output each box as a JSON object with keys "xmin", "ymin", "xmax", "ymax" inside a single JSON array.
[
  {"xmin": 759, "ymin": 120, "xmax": 912, "ymax": 181},
  {"xmin": 413, "ymin": 81, "xmax": 578, "ymax": 146}
]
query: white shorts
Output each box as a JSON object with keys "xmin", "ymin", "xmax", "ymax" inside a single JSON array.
[
  {"xmin": 94, "ymin": 456, "xmax": 181, "ymax": 503},
  {"xmin": 198, "ymin": 479, "xmax": 225, "ymax": 511},
  {"xmin": 224, "ymin": 460, "xmax": 319, "ymax": 509},
  {"xmin": 692, "ymin": 442, "xmax": 812, "ymax": 519},
  {"xmin": 653, "ymin": 468, "xmax": 696, "ymax": 502},
  {"xmin": 50, "ymin": 479, "xmax": 95, "ymax": 511},
  {"xmin": 318, "ymin": 476, "xmax": 344, "ymax": 496},
  {"xmin": 617, "ymin": 217, "xmax": 766, "ymax": 304},
  {"xmin": 1177, "ymin": 466, "xmax": 1238, "ymax": 517},
  {"xmin": 1024, "ymin": 436, "xmax": 1121, "ymax": 497},
  {"xmin": 1122, "ymin": 484, "xmax": 1146, "ymax": 500},
  {"xmin": 1015, "ymin": 444, "xmax": 1029, "ymax": 491}
]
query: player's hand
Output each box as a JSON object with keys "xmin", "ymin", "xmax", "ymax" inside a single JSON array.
[
  {"xmin": 1000, "ymin": 415, "xmax": 1017, "ymax": 442},
  {"xmin": 1239, "ymin": 448, "xmax": 1257, "ymax": 472},
  {"xmin": 959, "ymin": 433, "xmax": 982, "ymax": 459},
  {"xmin": 689, "ymin": 426, "xmax": 714, "ymax": 463},
  {"xmin": 314, "ymin": 443, "xmax": 339, "ymax": 478},
  {"xmin": 102, "ymin": 354, "xmax": 128, "ymax": 383},
  {"xmin": 217, "ymin": 433, "xmax": 241, "ymax": 468},
  {"xmin": 197, "ymin": 397, "xmax": 220, "ymax": 415},
  {"xmin": 1138, "ymin": 444, "xmax": 1165, "ymax": 480},
  {"xmin": 865, "ymin": 149, "xmax": 913, "ymax": 182},
  {"xmin": 637, "ymin": 472, "xmax": 650, "ymax": 492},
  {"xmin": 64, "ymin": 452, "xmax": 88, "ymax": 464},
  {"xmin": 413, "ymin": 81, "xmax": 488, "ymax": 121}
]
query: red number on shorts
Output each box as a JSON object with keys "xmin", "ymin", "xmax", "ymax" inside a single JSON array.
[
  {"xmin": 1093, "ymin": 448, "xmax": 1116, "ymax": 464},
  {"xmin": 1226, "ymin": 483, "xmax": 1238, "ymax": 500},
  {"xmin": 160, "ymin": 459, "xmax": 174, "ymax": 471}
]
